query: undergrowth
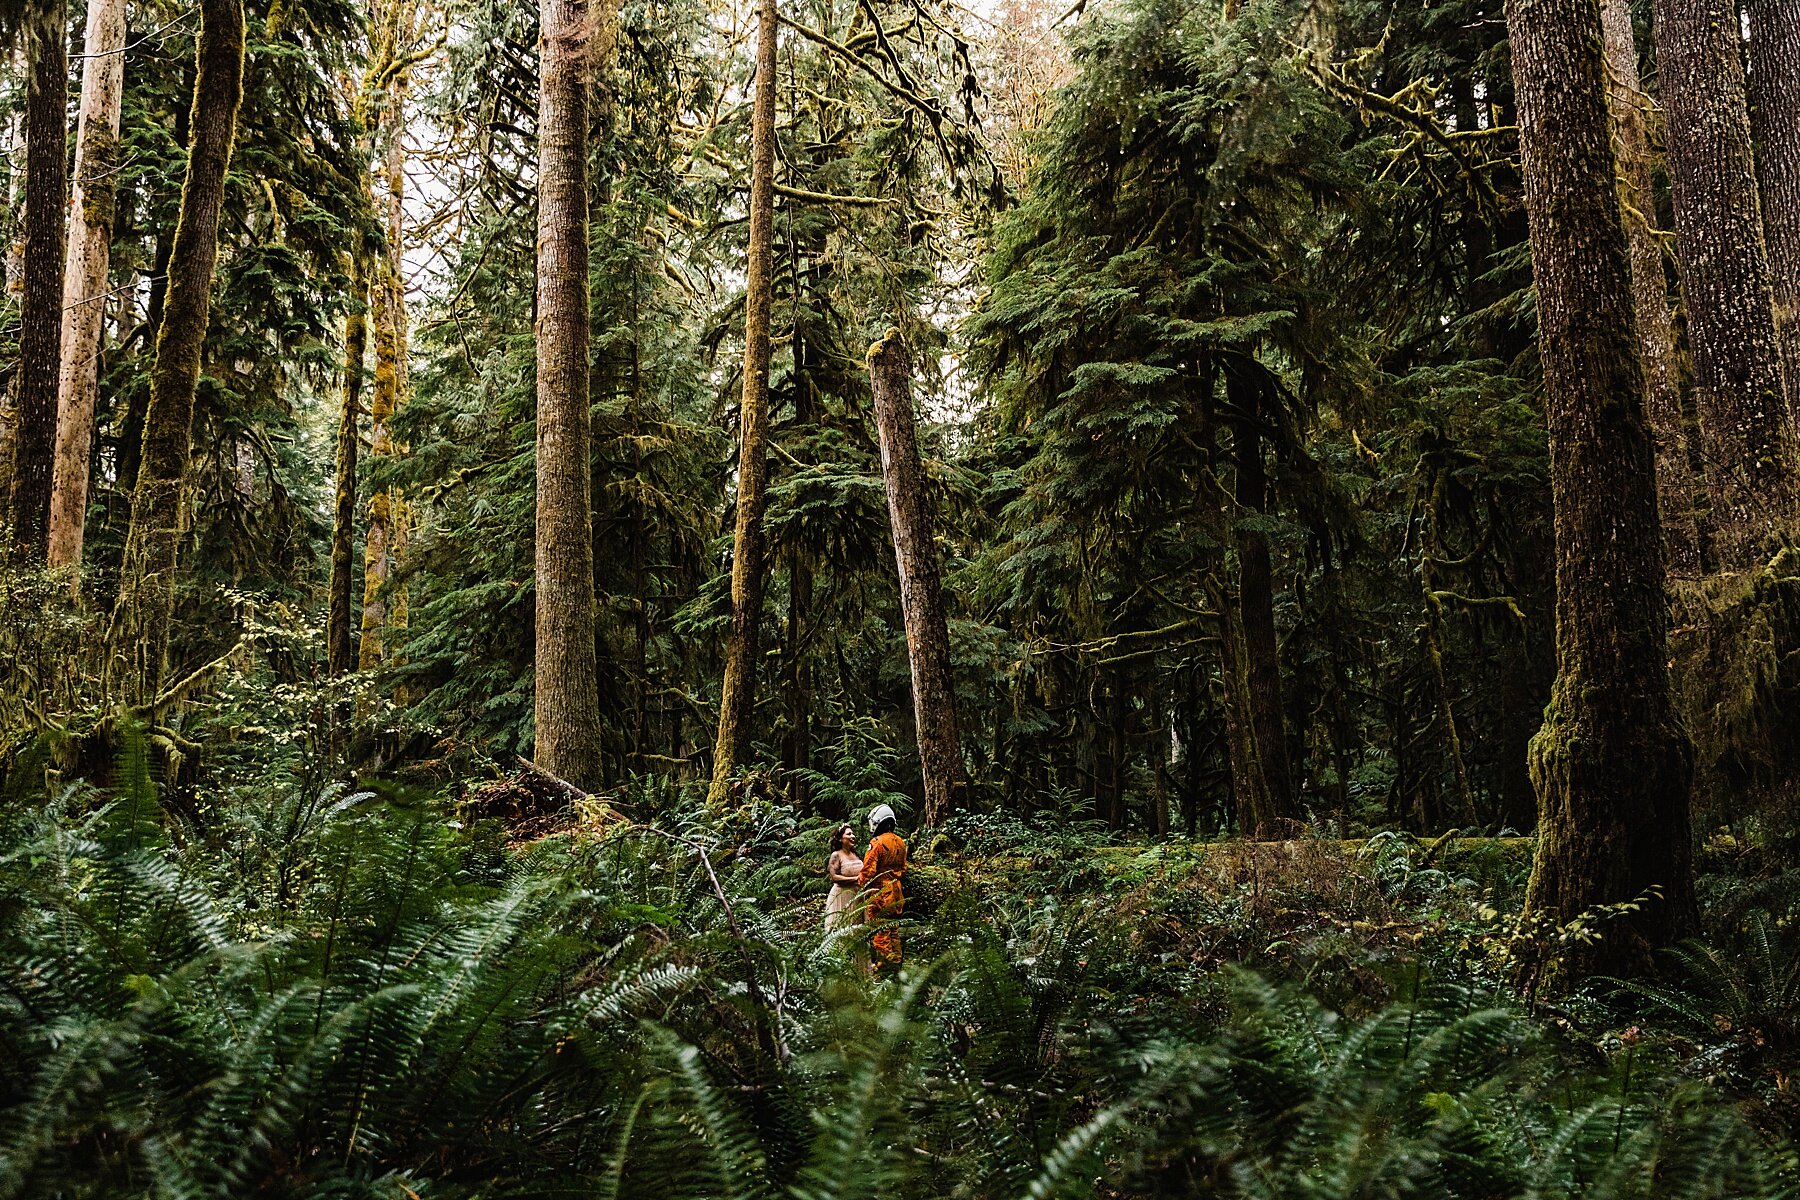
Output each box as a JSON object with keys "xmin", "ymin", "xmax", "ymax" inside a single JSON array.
[{"xmin": 1, "ymin": 746, "xmax": 1795, "ymax": 1197}]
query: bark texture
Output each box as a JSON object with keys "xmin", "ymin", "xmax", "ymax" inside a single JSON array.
[
  {"xmin": 1600, "ymin": 0, "xmax": 1701, "ymax": 575},
  {"xmin": 1226, "ymin": 372, "xmax": 1296, "ymax": 838},
  {"xmin": 1508, "ymin": 0, "xmax": 1697, "ymax": 979},
  {"xmin": 708, "ymin": 0, "xmax": 779, "ymax": 805},
  {"xmin": 107, "ymin": 0, "xmax": 245, "ymax": 702},
  {"xmin": 0, "ymin": 109, "xmax": 19, "ymax": 514},
  {"xmin": 869, "ymin": 330, "xmax": 966, "ymax": 828},
  {"xmin": 1748, "ymin": 0, "xmax": 1800, "ymax": 422},
  {"xmin": 47, "ymin": 0, "xmax": 128, "ymax": 581},
  {"xmin": 533, "ymin": 0, "xmax": 604, "ymax": 790},
  {"xmin": 8, "ymin": 0, "xmax": 68, "ymax": 558},
  {"xmin": 357, "ymin": 257, "xmax": 400, "ymax": 672},
  {"xmin": 1652, "ymin": 0, "xmax": 1798, "ymax": 565},
  {"xmin": 328, "ymin": 262, "xmax": 366, "ymax": 676}
]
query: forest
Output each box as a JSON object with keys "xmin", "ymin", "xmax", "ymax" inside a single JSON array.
[{"xmin": 4, "ymin": 0, "xmax": 1800, "ymax": 1187}]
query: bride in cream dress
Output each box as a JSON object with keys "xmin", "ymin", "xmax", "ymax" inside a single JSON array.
[{"xmin": 824, "ymin": 823, "xmax": 863, "ymax": 931}]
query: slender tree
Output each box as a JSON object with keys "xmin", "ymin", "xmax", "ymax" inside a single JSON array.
[
  {"xmin": 46, "ymin": 0, "xmax": 128, "ymax": 583},
  {"xmin": 1652, "ymin": 0, "xmax": 1798, "ymax": 566},
  {"xmin": 357, "ymin": 164, "xmax": 406, "ymax": 671},
  {"xmin": 533, "ymin": 0, "xmax": 604, "ymax": 789},
  {"xmin": 7, "ymin": 0, "xmax": 67, "ymax": 557},
  {"xmin": 1747, "ymin": 0, "xmax": 1800, "ymax": 421},
  {"xmin": 1600, "ymin": 0, "xmax": 1702, "ymax": 574},
  {"xmin": 1226, "ymin": 369, "xmax": 1297, "ymax": 837},
  {"xmin": 869, "ymin": 330, "xmax": 966, "ymax": 827},
  {"xmin": 707, "ymin": 0, "xmax": 779, "ymax": 805},
  {"xmin": 353, "ymin": 4, "xmax": 413, "ymax": 677},
  {"xmin": 1507, "ymin": 0, "xmax": 1696, "ymax": 978},
  {"xmin": 107, "ymin": 0, "xmax": 246, "ymax": 702},
  {"xmin": 328, "ymin": 260, "xmax": 367, "ymax": 675},
  {"xmin": 0, "ymin": 105, "xmax": 18, "ymax": 513}
]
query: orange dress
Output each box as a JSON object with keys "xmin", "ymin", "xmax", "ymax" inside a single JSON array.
[{"xmin": 857, "ymin": 830, "xmax": 908, "ymax": 968}]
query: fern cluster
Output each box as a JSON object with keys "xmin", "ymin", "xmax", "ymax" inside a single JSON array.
[{"xmin": 1, "ymin": 770, "xmax": 1791, "ymax": 1198}]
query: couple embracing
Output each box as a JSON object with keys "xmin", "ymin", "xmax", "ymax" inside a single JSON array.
[{"xmin": 823, "ymin": 803, "xmax": 907, "ymax": 970}]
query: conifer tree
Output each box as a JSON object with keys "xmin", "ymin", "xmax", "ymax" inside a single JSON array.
[
  {"xmin": 870, "ymin": 329, "xmax": 965, "ymax": 826},
  {"xmin": 708, "ymin": 0, "xmax": 779, "ymax": 805},
  {"xmin": 1600, "ymin": 0, "xmax": 1701, "ymax": 574},
  {"xmin": 533, "ymin": 0, "xmax": 606, "ymax": 788},
  {"xmin": 108, "ymin": 0, "xmax": 246, "ymax": 701},
  {"xmin": 329, "ymin": 261, "xmax": 367, "ymax": 676},
  {"xmin": 7, "ymin": 0, "xmax": 67, "ymax": 558},
  {"xmin": 46, "ymin": 0, "xmax": 127, "ymax": 583},
  {"xmin": 1652, "ymin": 0, "xmax": 1799, "ymax": 565},
  {"xmin": 1748, "ymin": 0, "xmax": 1800, "ymax": 420},
  {"xmin": 1508, "ymin": 0, "xmax": 1696, "ymax": 977}
]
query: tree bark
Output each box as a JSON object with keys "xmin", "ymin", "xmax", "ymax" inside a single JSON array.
[
  {"xmin": 357, "ymin": 256, "xmax": 400, "ymax": 672},
  {"xmin": 533, "ymin": 0, "xmax": 604, "ymax": 790},
  {"xmin": 1651, "ymin": 0, "xmax": 1799, "ymax": 566},
  {"xmin": 869, "ymin": 330, "xmax": 966, "ymax": 827},
  {"xmin": 1507, "ymin": 0, "xmax": 1697, "ymax": 980},
  {"xmin": 8, "ymin": 0, "xmax": 68, "ymax": 558},
  {"xmin": 47, "ymin": 0, "xmax": 127, "ymax": 584},
  {"xmin": 106, "ymin": 0, "xmax": 245, "ymax": 703},
  {"xmin": 328, "ymin": 260, "xmax": 366, "ymax": 675},
  {"xmin": 1600, "ymin": 0, "xmax": 1702, "ymax": 575},
  {"xmin": 0, "ymin": 102, "xmax": 26, "ymax": 514},
  {"xmin": 1227, "ymin": 372, "xmax": 1297, "ymax": 837},
  {"xmin": 358, "ymin": 84, "xmax": 413, "ymax": 677},
  {"xmin": 1747, "ymin": 0, "xmax": 1800, "ymax": 423},
  {"xmin": 707, "ymin": 0, "xmax": 779, "ymax": 805}
]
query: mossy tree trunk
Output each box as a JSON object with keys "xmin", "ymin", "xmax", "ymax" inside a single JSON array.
[
  {"xmin": 1507, "ymin": 0, "xmax": 1697, "ymax": 979},
  {"xmin": 1747, "ymin": 0, "xmax": 1800, "ymax": 422},
  {"xmin": 358, "ymin": 59, "xmax": 413, "ymax": 679},
  {"xmin": 783, "ymin": 327, "xmax": 814, "ymax": 811},
  {"xmin": 107, "ymin": 0, "xmax": 245, "ymax": 703},
  {"xmin": 328, "ymin": 259, "xmax": 367, "ymax": 676},
  {"xmin": 869, "ymin": 330, "xmax": 966, "ymax": 828},
  {"xmin": 1651, "ymin": 0, "xmax": 1799, "ymax": 566},
  {"xmin": 708, "ymin": 0, "xmax": 779, "ymax": 805},
  {"xmin": 533, "ymin": 0, "xmax": 605, "ymax": 789},
  {"xmin": 1599, "ymin": 0, "xmax": 1702, "ymax": 576},
  {"xmin": 1226, "ymin": 368, "xmax": 1297, "ymax": 838},
  {"xmin": 46, "ymin": 0, "xmax": 127, "ymax": 585},
  {"xmin": 8, "ymin": 0, "xmax": 68, "ymax": 558}
]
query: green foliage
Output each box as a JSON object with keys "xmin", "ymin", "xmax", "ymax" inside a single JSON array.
[{"xmin": 3, "ymin": 772, "xmax": 1790, "ymax": 1197}]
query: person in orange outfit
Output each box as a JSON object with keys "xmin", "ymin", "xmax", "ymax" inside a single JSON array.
[{"xmin": 857, "ymin": 803, "xmax": 908, "ymax": 972}]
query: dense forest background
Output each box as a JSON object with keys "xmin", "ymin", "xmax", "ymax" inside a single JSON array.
[{"xmin": 5, "ymin": 0, "xmax": 1800, "ymax": 1189}]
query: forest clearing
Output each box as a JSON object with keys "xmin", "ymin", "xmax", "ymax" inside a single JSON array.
[{"xmin": 5, "ymin": 0, "xmax": 1800, "ymax": 1190}]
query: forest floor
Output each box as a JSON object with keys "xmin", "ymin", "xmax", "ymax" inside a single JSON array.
[{"xmin": 3, "ymin": 765, "xmax": 1795, "ymax": 1196}]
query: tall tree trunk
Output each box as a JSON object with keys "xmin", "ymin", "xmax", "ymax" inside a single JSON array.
[
  {"xmin": 47, "ymin": 0, "xmax": 127, "ymax": 584},
  {"xmin": 1227, "ymin": 372, "xmax": 1297, "ymax": 837},
  {"xmin": 106, "ymin": 0, "xmax": 245, "ymax": 703},
  {"xmin": 1652, "ymin": 0, "xmax": 1799, "ymax": 567},
  {"xmin": 1508, "ymin": 0, "xmax": 1697, "ymax": 981},
  {"xmin": 783, "ymin": 331, "xmax": 814, "ymax": 811},
  {"xmin": 328, "ymin": 260, "xmax": 366, "ymax": 675},
  {"xmin": 869, "ymin": 330, "xmax": 966, "ymax": 827},
  {"xmin": 358, "ymin": 68, "xmax": 412, "ymax": 677},
  {"xmin": 533, "ymin": 0, "xmax": 604, "ymax": 789},
  {"xmin": 8, "ymin": 0, "xmax": 68, "ymax": 558},
  {"xmin": 357, "ymin": 259, "xmax": 399, "ymax": 671},
  {"xmin": 1600, "ymin": 0, "xmax": 1703, "ymax": 575},
  {"xmin": 707, "ymin": 0, "xmax": 778, "ymax": 805},
  {"xmin": 1, "ymin": 100, "xmax": 27, "ymax": 512},
  {"xmin": 1747, "ymin": 0, "xmax": 1800, "ymax": 421}
]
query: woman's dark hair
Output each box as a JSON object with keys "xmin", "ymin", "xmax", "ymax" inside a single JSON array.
[
  {"xmin": 829, "ymin": 823, "xmax": 854, "ymax": 852},
  {"xmin": 874, "ymin": 817, "xmax": 896, "ymax": 836}
]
